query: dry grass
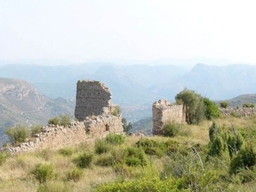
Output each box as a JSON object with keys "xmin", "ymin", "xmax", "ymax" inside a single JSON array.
[{"xmin": 0, "ymin": 116, "xmax": 256, "ymax": 191}]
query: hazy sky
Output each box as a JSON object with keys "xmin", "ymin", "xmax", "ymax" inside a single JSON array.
[{"xmin": 1, "ymin": 0, "xmax": 256, "ymax": 64}]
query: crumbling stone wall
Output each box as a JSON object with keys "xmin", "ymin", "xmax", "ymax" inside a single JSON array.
[
  {"xmin": 220, "ymin": 107, "xmax": 256, "ymax": 117},
  {"xmin": 152, "ymin": 99, "xmax": 185, "ymax": 135},
  {"xmin": 75, "ymin": 80, "xmax": 113, "ymax": 121},
  {"xmin": 3, "ymin": 115, "xmax": 124, "ymax": 154}
]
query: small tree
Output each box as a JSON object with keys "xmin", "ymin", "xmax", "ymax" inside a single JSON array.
[
  {"xmin": 220, "ymin": 101, "xmax": 229, "ymax": 108},
  {"xmin": 122, "ymin": 118, "xmax": 132, "ymax": 133},
  {"xmin": 175, "ymin": 89, "xmax": 205, "ymax": 124},
  {"xmin": 203, "ymin": 98, "xmax": 221, "ymax": 120}
]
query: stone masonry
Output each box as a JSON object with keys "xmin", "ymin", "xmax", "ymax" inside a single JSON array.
[
  {"xmin": 75, "ymin": 80, "xmax": 113, "ymax": 121},
  {"xmin": 152, "ymin": 99, "xmax": 186, "ymax": 135},
  {"xmin": 220, "ymin": 107, "xmax": 256, "ymax": 117}
]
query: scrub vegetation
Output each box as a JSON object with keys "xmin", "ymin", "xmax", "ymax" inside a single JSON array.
[{"xmin": 1, "ymin": 116, "xmax": 256, "ymax": 191}]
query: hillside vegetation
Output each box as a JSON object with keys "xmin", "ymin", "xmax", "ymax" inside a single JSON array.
[{"xmin": 1, "ymin": 115, "xmax": 256, "ymax": 191}]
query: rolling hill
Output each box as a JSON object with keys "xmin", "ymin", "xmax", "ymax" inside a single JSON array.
[{"xmin": 0, "ymin": 78, "xmax": 74, "ymax": 142}]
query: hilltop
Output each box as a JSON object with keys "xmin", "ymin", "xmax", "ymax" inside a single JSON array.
[{"xmin": 0, "ymin": 78, "xmax": 74, "ymax": 142}]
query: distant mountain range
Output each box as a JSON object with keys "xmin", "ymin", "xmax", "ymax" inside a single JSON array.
[{"xmin": 0, "ymin": 63, "xmax": 256, "ymax": 123}]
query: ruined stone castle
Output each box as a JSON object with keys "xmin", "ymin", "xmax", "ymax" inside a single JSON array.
[
  {"xmin": 4, "ymin": 80, "xmax": 123, "ymax": 153},
  {"xmin": 152, "ymin": 99, "xmax": 186, "ymax": 135}
]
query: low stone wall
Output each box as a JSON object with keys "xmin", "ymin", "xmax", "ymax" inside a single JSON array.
[
  {"xmin": 220, "ymin": 107, "xmax": 256, "ymax": 117},
  {"xmin": 3, "ymin": 115, "xmax": 123, "ymax": 154},
  {"xmin": 85, "ymin": 115, "xmax": 123, "ymax": 137},
  {"xmin": 152, "ymin": 99, "xmax": 185, "ymax": 135}
]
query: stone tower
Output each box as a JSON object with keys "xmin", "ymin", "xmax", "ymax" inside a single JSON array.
[
  {"xmin": 152, "ymin": 99, "xmax": 186, "ymax": 135},
  {"xmin": 75, "ymin": 80, "xmax": 113, "ymax": 121}
]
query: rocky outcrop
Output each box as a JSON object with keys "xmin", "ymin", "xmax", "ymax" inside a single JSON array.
[{"xmin": 152, "ymin": 99, "xmax": 185, "ymax": 135}]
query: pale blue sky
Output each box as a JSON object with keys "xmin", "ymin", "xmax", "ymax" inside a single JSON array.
[{"xmin": 1, "ymin": 0, "xmax": 256, "ymax": 64}]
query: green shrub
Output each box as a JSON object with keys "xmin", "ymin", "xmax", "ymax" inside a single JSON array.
[
  {"xmin": 66, "ymin": 168, "xmax": 83, "ymax": 182},
  {"xmin": 204, "ymin": 98, "xmax": 221, "ymax": 120},
  {"xmin": 124, "ymin": 147, "xmax": 147, "ymax": 166},
  {"xmin": 32, "ymin": 163, "xmax": 54, "ymax": 183},
  {"xmin": 59, "ymin": 114, "xmax": 71, "ymax": 127},
  {"xmin": 230, "ymin": 146, "xmax": 256, "ymax": 174},
  {"xmin": 95, "ymin": 154, "xmax": 115, "ymax": 167},
  {"xmin": 74, "ymin": 152, "xmax": 93, "ymax": 168},
  {"xmin": 0, "ymin": 153, "xmax": 7, "ymax": 166},
  {"xmin": 105, "ymin": 133, "xmax": 125, "ymax": 145},
  {"xmin": 95, "ymin": 176, "xmax": 179, "ymax": 192},
  {"xmin": 112, "ymin": 105, "xmax": 121, "ymax": 116},
  {"xmin": 111, "ymin": 148, "xmax": 128, "ymax": 164},
  {"xmin": 135, "ymin": 139, "xmax": 171, "ymax": 157},
  {"xmin": 162, "ymin": 123, "xmax": 180, "ymax": 137},
  {"xmin": 208, "ymin": 135, "xmax": 230, "ymax": 160},
  {"xmin": 122, "ymin": 118, "xmax": 132, "ymax": 133},
  {"xmin": 5, "ymin": 125, "xmax": 31, "ymax": 145},
  {"xmin": 231, "ymin": 111, "xmax": 241, "ymax": 118},
  {"xmin": 95, "ymin": 139, "xmax": 111, "ymax": 154},
  {"xmin": 58, "ymin": 148, "xmax": 73, "ymax": 156},
  {"xmin": 209, "ymin": 122, "xmax": 218, "ymax": 142},
  {"xmin": 37, "ymin": 181, "xmax": 72, "ymax": 192},
  {"xmin": 227, "ymin": 133, "xmax": 244, "ymax": 158},
  {"xmin": 48, "ymin": 117, "xmax": 60, "ymax": 125},
  {"xmin": 220, "ymin": 101, "xmax": 229, "ymax": 108},
  {"xmin": 31, "ymin": 125, "xmax": 42, "ymax": 135},
  {"xmin": 243, "ymin": 103, "xmax": 255, "ymax": 108}
]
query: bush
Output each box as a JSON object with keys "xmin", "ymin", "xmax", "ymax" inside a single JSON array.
[
  {"xmin": 220, "ymin": 101, "xmax": 229, "ymax": 108},
  {"xmin": 67, "ymin": 168, "xmax": 83, "ymax": 182},
  {"xmin": 59, "ymin": 114, "xmax": 71, "ymax": 127},
  {"xmin": 204, "ymin": 98, "xmax": 221, "ymax": 120},
  {"xmin": 162, "ymin": 123, "xmax": 180, "ymax": 137},
  {"xmin": 243, "ymin": 103, "xmax": 255, "ymax": 108},
  {"xmin": 74, "ymin": 153, "xmax": 93, "ymax": 168},
  {"xmin": 95, "ymin": 139, "xmax": 111, "ymax": 154},
  {"xmin": 231, "ymin": 111, "xmax": 241, "ymax": 118},
  {"xmin": 0, "ymin": 153, "xmax": 7, "ymax": 166},
  {"xmin": 106, "ymin": 133, "xmax": 125, "ymax": 145},
  {"xmin": 5, "ymin": 125, "xmax": 31, "ymax": 145},
  {"xmin": 135, "ymin": 138, "xmax": 172, "ymax": 157},
  {"xmin": 230, "ymin": 146, "xmax": 256, "ymax": 174},
  {"xmin": 59, "ymin": 148, "xmax": 73, "ymax": 156},
  {"xmin": 48, "ymin": 114, "xmax": 71, "ymax": 126},
  {"xmin": 31, "ymin": 124, "xmax": 42, "ymax": 135},
  {"xmin": 112, "ymin": 105, "xmax": 121, "ymax": 116},
  {"xmin": 95, "ymin": 176, "xmax": 179, "ymax": 192},
  {"xmin": 95, "ymin": 154, "xmax": 115, "ymax": 167},
  {"xmin": 124, "ymin": 147, "xmax": 147, "ymax": 166},
  {"xmin": 48, "ymin": 117, "xmax": 60, "ymax": 125},
  {"xmin": 32, "ymin": 163, "xmax": 54, "ymax": 183}
]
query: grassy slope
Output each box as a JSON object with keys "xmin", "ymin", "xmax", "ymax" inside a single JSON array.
[{"xmin": 0, "ymin": 116, "xmax": 256, "ymax": 191}]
